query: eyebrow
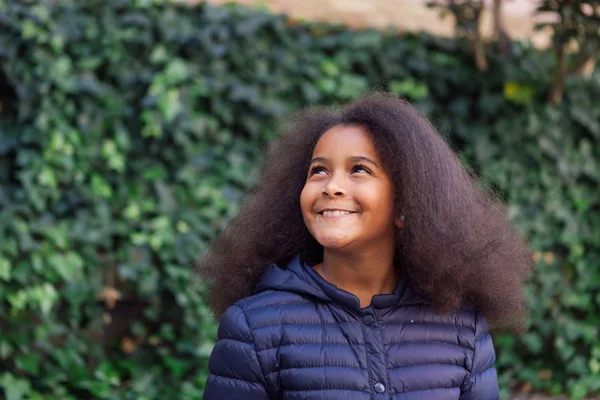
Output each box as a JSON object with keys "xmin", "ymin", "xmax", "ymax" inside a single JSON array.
[{"xmin": 310, "ymin": 156, "xmax": 379, "ymax": 168}]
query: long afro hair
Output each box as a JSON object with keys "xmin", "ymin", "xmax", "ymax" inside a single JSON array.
[{"xmin": 196, "ymin": 92, "xmax": 532, "ymax": 331}]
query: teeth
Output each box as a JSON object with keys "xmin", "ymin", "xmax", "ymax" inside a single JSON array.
[{"xmin": 321, "ymin": 210, "xmax": 352, "ymax": 216}]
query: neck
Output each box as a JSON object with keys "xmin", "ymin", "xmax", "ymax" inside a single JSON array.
[{"xmin": 318, "ymin": 243, "xmax": 398, "ymax": 308}]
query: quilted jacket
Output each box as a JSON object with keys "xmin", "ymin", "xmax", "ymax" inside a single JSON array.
[{"xmin": 203, "ymin": 256, "xmax": 499, "ymax": 399}]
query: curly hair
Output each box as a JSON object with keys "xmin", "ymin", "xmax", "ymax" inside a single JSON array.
[{"xmin": 196, "ymin": 92, "xmax": 532, "ymax": 331}]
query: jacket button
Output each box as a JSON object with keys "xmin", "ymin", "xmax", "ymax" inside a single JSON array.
[
  {"xmin": 374, "ymin": 383, "xmax": 385, "ymax": 393},
  {"xmin": 362, "ymin": 315, "xmax": 374, "ymax": 325}
]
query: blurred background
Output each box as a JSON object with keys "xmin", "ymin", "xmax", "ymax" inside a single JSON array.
[
  {"xmin": 206, "ymin": 0, "xmax": 548, "ymax": 44},
  {"xmin": 0, "ymin": 0, "xmax": 598, "ymax": 399}
]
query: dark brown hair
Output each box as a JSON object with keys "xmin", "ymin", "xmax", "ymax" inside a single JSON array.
[{"xmin": 196, "ymin": 92, "xmax": 531, "ymax": 331}]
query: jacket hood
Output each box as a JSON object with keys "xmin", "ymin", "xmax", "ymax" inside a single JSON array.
[{"xmin": 255, "ymin": 255, "xmax": 425, "ymax": 312}]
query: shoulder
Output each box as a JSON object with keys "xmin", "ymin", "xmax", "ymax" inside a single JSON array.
[
  {"xmin": 219, "ymin": 290, "xmax": 314, "ymax": 337},
  {"xmin": 235, "ymin": 289, "xmax": 310, "ymax": 312},
  {"xmin": 452, "ymin": 307, "xmax": 490, "ymax": 339},
  {"xmin": 454, "ymin": 307, "xmax": 488, "ymax": 334},
  {"xmin": 449, "ymin": 308, "xmax": 493, "ymax": 355},
  {"xmin": 452, "ymin": 308, "xmax": 491, "ymax": 342}
]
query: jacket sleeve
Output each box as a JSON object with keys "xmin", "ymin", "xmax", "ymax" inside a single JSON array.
[
  {"xmin": 460, "ymin": 311, "xmax": 499, "ymax": 400},
  {"xmin": 203, "ymin": 305, "xmax": 271, "ymax": 400}
]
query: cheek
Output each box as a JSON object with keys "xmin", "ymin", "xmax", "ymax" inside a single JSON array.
[
  {"xmin": 299, "ymin": 184, "xmax": 312, "ymax": 217},
  {"xmin": 364, "ymin": 184, "xmax": 395, "ymax": 218}
]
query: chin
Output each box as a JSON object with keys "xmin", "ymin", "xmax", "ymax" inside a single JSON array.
[{"xmin": 315, "ymin": 233, "xmax": 353, "ymax": 249}]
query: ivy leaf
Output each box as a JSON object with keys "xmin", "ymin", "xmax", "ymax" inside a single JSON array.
[
  {"xmin": 0, "ymin": 257, "xmax": 11, "ymax": 281},
  {"xmin": 0, "ymin": 373, "xmax": 32, "ymax": 400}
]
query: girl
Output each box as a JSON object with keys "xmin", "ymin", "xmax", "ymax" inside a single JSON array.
[{"xmin": 198, "ymin": 93, "xmax": 531, "ymax": 400}]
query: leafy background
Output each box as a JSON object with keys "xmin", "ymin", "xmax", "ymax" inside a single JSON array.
[{"xmin": 0, "ymin": 0, "xmax": 598, "ymax": 399}]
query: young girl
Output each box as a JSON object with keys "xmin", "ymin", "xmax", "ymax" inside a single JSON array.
[{"xmin": 199, "ymin": 93, "xmax": 531, "ymax": 400}]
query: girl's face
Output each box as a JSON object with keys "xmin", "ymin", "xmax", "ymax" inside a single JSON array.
[{"xmin": 300, "ymin": 125, "xmax": 397, "ymax": 252}]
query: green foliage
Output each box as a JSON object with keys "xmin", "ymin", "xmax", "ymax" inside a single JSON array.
[
  {"xmin": 536, "ymin": 0, "xmax": 600, "ymax": 60},
  {"xmin": 0, "ymin": 0, "xmax": 598, "ymax": 398},
  {"xmin": 426, "ymin": 0, "xmax": 484, "ymax": 35},
  {"xmin": 428, "ymin": 0, "xmax": 600, "ymax": 104},
  {"xmin": 535, "ymin": 0, "xmax": 600, "ymax": 104}
]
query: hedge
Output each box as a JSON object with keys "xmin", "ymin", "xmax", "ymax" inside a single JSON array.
[{"xmin": 0, "ymin": 0, "xmax": 598, "ymax": 399}]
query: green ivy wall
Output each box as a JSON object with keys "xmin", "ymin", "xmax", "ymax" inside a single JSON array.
[{"xmin": 0, "ymin": 0, "xmax": 598, "ymax": 399}]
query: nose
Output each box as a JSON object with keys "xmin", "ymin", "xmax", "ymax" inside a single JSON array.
[{"xmin": 322, "ymin": 173, "xmax": 347, "ymax": 197}]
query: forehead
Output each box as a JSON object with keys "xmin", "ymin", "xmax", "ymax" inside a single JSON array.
[{"xmin": 312, "ymin": 125, "xmax": 377, "ymax": 157}]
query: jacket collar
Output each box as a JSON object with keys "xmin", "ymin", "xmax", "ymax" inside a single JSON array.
[{"xmin": 256, "ymin": 255, "xmax": 425, "ymax": 312}]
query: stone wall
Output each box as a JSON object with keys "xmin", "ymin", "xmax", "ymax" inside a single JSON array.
[{"xmin": 203, "ymin": 0, "xmax": 550, "ymax": 47}]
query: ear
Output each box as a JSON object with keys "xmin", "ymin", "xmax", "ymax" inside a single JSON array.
[{"xmin": 394, "ymin": 216, "xmax": 405, "ymax": 229}]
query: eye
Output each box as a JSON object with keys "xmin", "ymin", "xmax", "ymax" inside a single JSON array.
[
  {"xmin": 351, "ymin": 164, "xmax": 372, "ymax": 174},
  {"xmin": 309, "ymin": 165, "xmax": 327, "ymax": 176}
]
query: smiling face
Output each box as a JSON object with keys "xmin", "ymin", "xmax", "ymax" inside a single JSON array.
[{"xmin": 300, "ymin": 125, "xmax": 398, "ymax": 252}]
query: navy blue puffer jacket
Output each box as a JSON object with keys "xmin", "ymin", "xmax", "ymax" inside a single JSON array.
[{"xmin": 204, "ymin": 256, "xmax": 499, "ymax": 399}]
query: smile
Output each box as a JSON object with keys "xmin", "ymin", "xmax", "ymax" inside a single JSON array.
[{"xmin": 318, "ymin": 210, "xmax": 356, "ymax": 217}]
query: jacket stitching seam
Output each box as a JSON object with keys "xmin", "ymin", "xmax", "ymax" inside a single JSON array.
[
  {"xmin": 276, "ymin": 365, "xmax": 366, "ymax": 372},
  {"xmin": 475, "ymin": 333, "xmax": 490, "ymax": 343},
  {"xmin": 209, "ymin": 374, "xmax": 269, "ymax": 387},
  {"xmin": 283, "ymin": 388, "xmax": 370, "ymax": 393},
  {"xmin": 385, "ymin": 340, "xmax": 475, "ymax": 351},
  {"xmin": 251, "ymin": 320, "xmax": 473, "ymax": 330},
  {"xmin": 220, "ymin": 337, "xmax": 252, "ymax": 344},
  {"xmin": 236, "ymin": 305, "xmax": 273, "ymax": 397},
  {"xmin": 253, "ymin": 321, "xmax": 358, "ymax": 330},
  {"xmin": 245, "ymin": 301, "xmax": 312, "ymax": 313},
  {"xmin": 360, "ymin": 317, "xmax": 375, "ymax": 398},
  {"xmin": 379, "ymin": 318, "xmax": 392, "ymax": 397},
  {"xmin": 395, "ymin": 386, "xmax": 463, "ymax": 395},
  {"xmin": 257, "ymin": 342, "xmax": 366, "ymax": 352},
  {"xmin": 387, "ymin": 361, "xmax": 467, "ymax": 370},
  {"xmin": 461, "ymin": 311, "xmax": 480, "ymax": 393},
  {"xmin": 470, "ymin": 365, "xmax": 494, "ymax": 377},
  {"xmin": 384, "ymin": 320, "xmax": 475, "ymax": 330}
]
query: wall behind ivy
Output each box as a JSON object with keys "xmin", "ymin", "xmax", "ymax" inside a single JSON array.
[{"xmin": 0, "ymin": 1, "xmax": 598, "ymax": 399}]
